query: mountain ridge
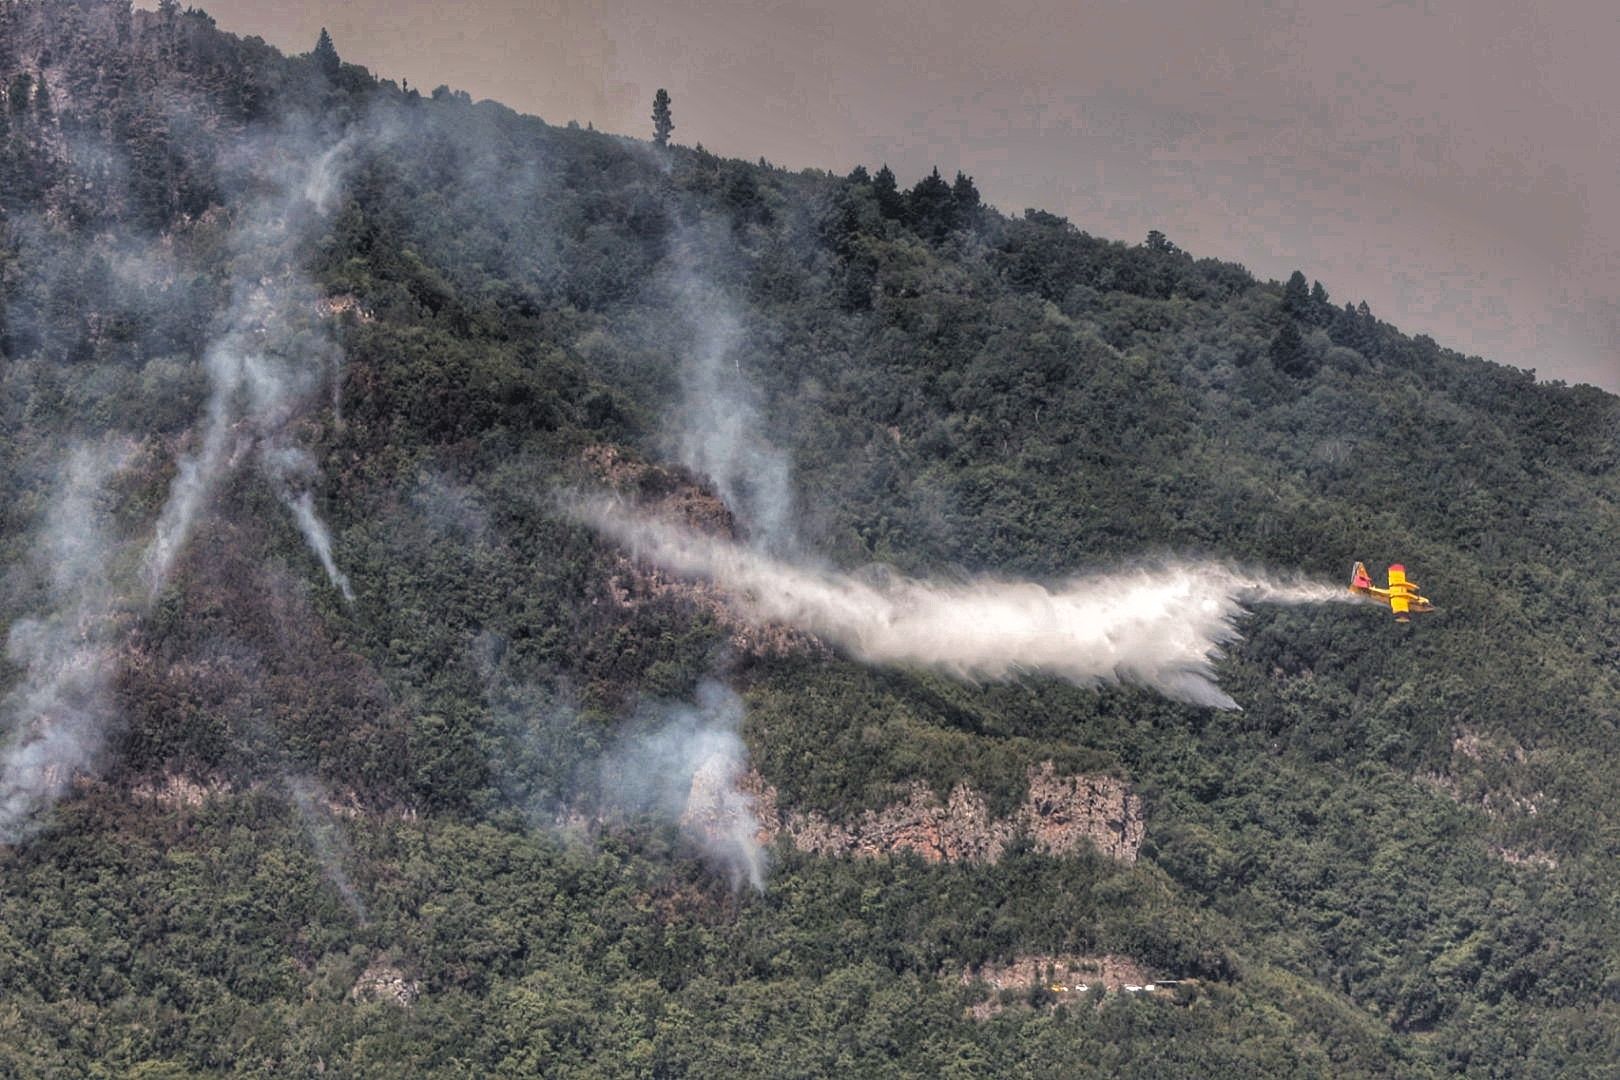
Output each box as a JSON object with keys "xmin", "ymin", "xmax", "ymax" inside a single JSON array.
[{"xmin": 1, "ymin": 1, "xmax": 1618, "ymax": 1074}]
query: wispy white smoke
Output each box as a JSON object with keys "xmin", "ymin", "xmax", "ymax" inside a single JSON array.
[
  {"xmin": 598, "ymin": 681, "xmax": 767, "ymax": 891},
  {"xmin": 263, "ymin": 447, "xmax": 354, "ymax": 603},
  {"xmin": 0, "ymin": 444, "xmax": 132, "ymax": 842},
  {"xmin": 284, "ymin": 491, "xmax": 354, "ymax": 603},
  {"xmin": 579, "ymin": 499, "xmax": 1347, "ymax": 709},
  {"xmin": 144, "ymin": 343, "xmax": 241, "ymax": 590},
  {"xmin": 2, "ymin": 121, "xmax": 365, "ymax": 841},
  {"xmin": 287, "ymin": 774, "xmax": 368, "ymax": 922},
  {"xmin": 664, "ymin": 233, "xmax": 796, "ymax": 551},
  {"xmin": 145, "ymin": 124, "xmax": 357, "ymax": 602}
]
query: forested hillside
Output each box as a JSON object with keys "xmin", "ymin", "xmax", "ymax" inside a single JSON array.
[{"xmin": 2, "ymin": 1, "xmax": 1618, "ymax": 1075}]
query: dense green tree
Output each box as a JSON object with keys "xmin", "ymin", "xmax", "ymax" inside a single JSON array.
[
  {"xmin": 1282, "ymin": 269, "xmax": 1309, "ymax": 317},
  {"xmin": 1269, "ymin": 319, "xmax": 1312, "ymax": 376},
  {"xmin": 872, "ymin": 163, "xmax": 903, "ymax": 219},
  {"xmin": 8, "ymin": 72, "xmax": 31, "ymax": 115},
  {"xmin": 908, "ymin": 165, "xmax": 955, "ymax": 239},
  {"xmin": 312, "ymin": 28, "xmax": 340, "ymax": 77},
  {"xmin": 951, "ymin": 170, "xmax": 982, "ymax": 229},
  {"xmin": 651, "ymin": 87, "xmax": 673, "ymax": 146},
  {"xmin": 1145, "ymin": 228, "xmax": 1177, "ymax": 253}
]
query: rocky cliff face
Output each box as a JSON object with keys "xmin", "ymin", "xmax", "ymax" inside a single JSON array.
[{"xmin": 742, "ymin": 761, "xmax": 1144, "ymax": 865}]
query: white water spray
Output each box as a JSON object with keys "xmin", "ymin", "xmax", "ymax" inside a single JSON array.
[{"xmin": 579, "ymin": 498, "xmax": 1347, "ymax": 709}]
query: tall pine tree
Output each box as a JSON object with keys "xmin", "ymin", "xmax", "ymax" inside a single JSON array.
[
  {"xmin": 312, "ymin": 28, "xmax": 340, "ymax": 77},
  {"xmin": 651, "ymin": 88, "xmax": 673, "ymax": 146}
]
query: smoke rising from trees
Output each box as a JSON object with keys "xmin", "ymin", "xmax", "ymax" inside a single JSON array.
[
  {"xmin": 0, "ymin": 443, "xmax": 133, "ymax": 842},
  {"xmin": 1, "ymin": 117, "xmax": 367, "ymax": 840},
  {"xmin": 663, "ymin": 229, "xmax": 797, "ymax": 553},
  {"xmin": 596, "ymin": 681, "xmax": 766, "ymax": 891},
  {"xmin": 287, "ymin": 774, "xmax": 369, "ymax": 922},
  {"xmin": 146, "ymin": 123, "xmax": 358, "ymax": 603}
]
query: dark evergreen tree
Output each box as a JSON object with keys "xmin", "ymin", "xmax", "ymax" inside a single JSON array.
[
  {"xmin": 872, "ymin": 164, "xmax": 902, "ymax": 220},
  {"xmin": 8, "ymin": 73, "xmax": 31, "ymax": 116},
  {"xmin": 721, "ymin": 162, "xmax": 764, "ymax": 225},
  {"xmin": 842, "ymin": 255, "xmax": 876, "ymax": 312},
  {"xmin": 651, "ymin": 88, "xmax": 673, "ymax": 146},
  {"xmin": 846, "ymin": 164, "xmax": 870, "ymax": 184},
  {"xmin": 1282, "ymin": 269, "xmax": 1309, "ymax": 317},
  {"xmin": 908, "ymin": 166, "xmax": 955, "ymax": 240},
  {"xmin": 951, "ymin": 171, "xmax": 982, "ymax": 230},
  {"xmin": 1269, "ymin": 320, "xmax": 1312, "ymax": 376},
  {"xmin": 312, "ymin": 28, "xmax": 340, "ymax": 77}
]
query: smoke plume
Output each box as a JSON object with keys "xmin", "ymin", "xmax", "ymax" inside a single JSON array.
[
  {"xmin": 1, "ymin": 119, "xmax": 367, "ymax": 840},
  {"xmin": 145, "ymin": 123, "xmax": 357, "ymax": 602},
  {"xmin": 287, "ymin": 774, "xmax": 369, "ymax": 922},
  {"xmin": 597, "ymin": 681, "xmax": 767, "ymax": 891},
  {"xmin": 0, "ymin": 444, "xmax": 133, "ymax": 842},
  {"xmin": 663, "ymin": 231, "xmax": 796, "ymax": 552},
  {"xmin": 579, "ymin": 498, "xmax": 1347, "ymax": 709}
]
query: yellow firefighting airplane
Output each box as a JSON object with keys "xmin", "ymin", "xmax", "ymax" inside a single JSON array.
[{"xmin": 1349, "ymin": 562, "xmax": 1435, "ymax": 623}]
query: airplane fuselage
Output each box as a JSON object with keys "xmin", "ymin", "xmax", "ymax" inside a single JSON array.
[{"xmin": 1350, "ymin": 562, "xmax": 1434, "ymax": 622}]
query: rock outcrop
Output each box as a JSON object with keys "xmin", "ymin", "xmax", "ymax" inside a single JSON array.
[
  {"xmin": 745, "ymin": 761, "xmax": 1144, "ymax": 865},
  {"xmin": 316, "ymin": 293, "xmax": 374, "ymax": 323},
  {"xmin": 960, "ymin": 953, "xmax": 1167, "ymax": 1019},
  {"xmin": 678, "ymin": 751, "xmax": 767, "ymax": 890},
  {"xmin": 965, "ymin": 953, "xmax": 1154, "ymax": 994},
  {"xmin": 1417, "ymin": 726, "xmax": 1548, "ymax": 818},
  {"xmin": 1416, "ymin": 726, "xmax": 1557, "ymax": 869},
  {"xmin": 129, "ymin": 771, "xmax": 234, "ymax": 808},
  {"xmin": 350, "ymin": 962, "xmax": 420, "ymax": 1009}
]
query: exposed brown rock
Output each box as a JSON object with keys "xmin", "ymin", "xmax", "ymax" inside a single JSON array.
[
  {"xmin": 678, "ymin": 752, "xmax": 758, "ymax": 849},
  {"xmin": 960, "ymin": 953, "xmax": 1172, "ymax": 1019},
  {"xmin": 966, "ymin": 953, "xmax": 1153, "ymax": 994},
  {"xmin": 1452, "ymin": 726, "xmax": 1527, "ymax": 765},
  {"xmin": 129, "ymin": 771, "xmax": 234, "ymax": 808},
  {"xmin": 316, "ymin": 294, "xmax": 374, "ymax": 323},
  {"xmin": 1491, "ymin": 845, "xmax": 1558, "ymax": 870},
  {"xmin": 751, "ymin": 761, "xmax": 1144, "ymax": 865},
  {"xmin": 122, "ymin": 771, "xmax": 418, "ymax": 821},
  {"xmin": 1019, "ymin": 762, "xmax": 1145, "ymax": 861},
  {"xmin": 580, "ymin": 445, "xmax": 736, "ymax": 538},
  {"xmin": 350, "ymin": 962, "xmax": 420, "ymax": 1009}
]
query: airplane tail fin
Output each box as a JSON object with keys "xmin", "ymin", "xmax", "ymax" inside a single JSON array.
[{"xmin": 1349, "ymin": 561, "xmax": 1373, "ymax": 592}]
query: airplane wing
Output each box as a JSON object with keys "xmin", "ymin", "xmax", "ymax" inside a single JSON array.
[{"xmin": 1387, "ymin": 564, "xmax": 1411, "ymax": 621}]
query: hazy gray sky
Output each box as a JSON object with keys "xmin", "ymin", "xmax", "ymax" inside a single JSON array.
[{"xmin": 159, "ymin": 1, "xmax": 1619, "ymax": 388}]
